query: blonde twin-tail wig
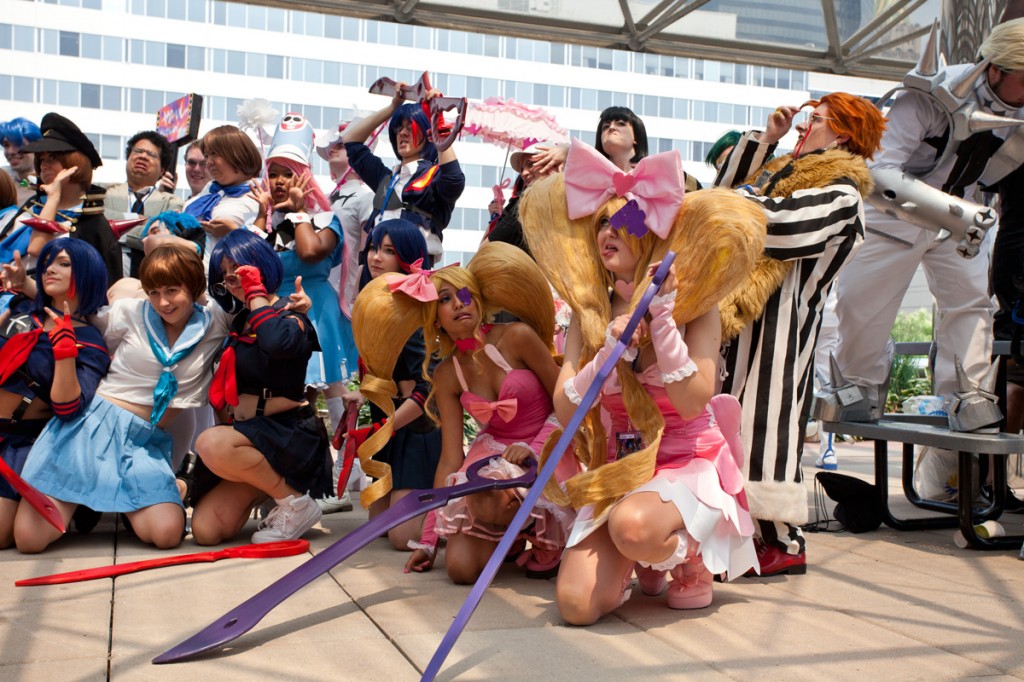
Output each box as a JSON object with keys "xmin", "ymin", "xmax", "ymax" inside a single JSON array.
[
  {"xmin": 351, "ymin": 276, "xmax": 425, "ymax": 508},
  {"xmin": 522, "ymin": 175, "xmax": 766, "ymax": 517},
  {"xmin": 467, "ymin": 241, "xmax": 555, "ymax": 352}
]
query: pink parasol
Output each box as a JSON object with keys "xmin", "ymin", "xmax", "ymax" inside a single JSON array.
[
  {"xmin": 464, "ymin": 98, "xmax": 569, "ymax": 217},
  {"xmin": 464, "ymin": 97, "xmax": 568, "ymax": 151}
]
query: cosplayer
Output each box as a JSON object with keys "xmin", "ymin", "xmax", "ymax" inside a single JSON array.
[
  {"xmin": 183, "ymin": 141, "xmax": 211, "ymax": 200},
  {"xmin": 12, "ymin": 242, "xmax": 232, "ymax": 552},
  {"xmin": 342, "ymin": 85, "xmax": 465, "ymax": 266},
  {"xmin": 484, "ymin": 141, "xmax": 563, "ymax": 257},
  {"xmin": 315, "ymin": 120, "xmax": 375, "ymax": 377},
  {"xmin": 353, "ymin": 242, "xmax": 577, "ymax": 582},
  {"xmin": 1, "ymin": 117, "xmax": 40, "ymax": 206},
  {"xmin": 714, "ymin": 93, "xmax": 885, "ymax": 574},
  {"xmin": 341, "ymin": 218, "xmax": 442, "ymax": 546},
  {"xmin": 832, "ymin": 20, "xmax": 1024, "ymax": 479},
  {"xmin": 249, "ymin": 115, "xmax": 348, "ymax": 409},
  {"xmin": 191, "ymin": 229, "xmax": 331, "ymax": 545},
  {"xmin": 11, "ymin": 113, "xmax": 122, "ymax": 285},
  {"xmin": 531, "ymin": 106, "xmax": 703, "ymax": 192},
  {"xmin": 519, "ymin": 142, "xmax": 764, "ymax": 623},
  {"xmin": 0, "ymin": 239, "xmax": 109, "ymax": 549},
  {"xmin": 183, "ymin": 125, "xmax": 262, "ymax": 261}
]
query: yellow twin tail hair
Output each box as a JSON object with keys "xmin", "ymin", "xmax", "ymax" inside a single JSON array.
[
  {"xmin": 351, "ymin": 277, "xmax": 425, "ymax": 509},
  {"xmin": 521, "ymin": 175, "xmax": 766, "ymax": 516}
]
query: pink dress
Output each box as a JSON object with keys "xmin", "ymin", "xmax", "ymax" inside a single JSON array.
[
  {"xmin": 568, "ymin": 364, "xmax": 758, "ymax": 580},
  {"xmin": 434, "ymin": 344, "xmax": 578, "ymax": 553}
]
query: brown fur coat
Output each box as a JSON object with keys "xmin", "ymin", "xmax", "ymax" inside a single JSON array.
[{"xmin": 719, "ymin": 148, "xmax": 874, "ymax": 340}]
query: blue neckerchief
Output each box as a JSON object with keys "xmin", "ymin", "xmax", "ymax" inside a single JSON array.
[
  {"xmin": 143, "ymin": 301, "xmax": 211, "ymax": 423},
  {"xmin": 183, "ymin": 181, "xmax": 251, "ymax": 221}
]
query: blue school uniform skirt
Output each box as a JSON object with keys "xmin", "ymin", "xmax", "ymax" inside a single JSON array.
[{"xmin": 21, "ymin": 396, "xmax": 181, "ymax": 512}]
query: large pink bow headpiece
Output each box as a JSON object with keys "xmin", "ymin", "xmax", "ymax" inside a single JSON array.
[
  {"xmin": 383, "ymin": 259, "xmax": 461, "ymax": 302},
  {"xmin": 563, "ymin": 139, "xmax": 685, "ymax": 239}
]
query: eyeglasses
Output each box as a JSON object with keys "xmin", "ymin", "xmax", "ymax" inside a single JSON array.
[
  {"xmin": 801, "ymin": 113, "xmax": 835, "ymax": 126},
  {"xmin": 129, "ymin": 147, "xmax": 160, "ymax": 160},
  {"xmin": 185, "ymin": 160, "xmax": 206, "ymax": 168},
  {"xmin": 211, "ymin": 274, "xmax": 240, "ymax": 297}
]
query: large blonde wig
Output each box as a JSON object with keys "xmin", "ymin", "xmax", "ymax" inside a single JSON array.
[
  {"xmin": 520, "ymin": 174, "xmax": 766, "ymax": 516},
  {"xmin": 351, "ymin": 241, "xmax": 556, "ymax": 508}
]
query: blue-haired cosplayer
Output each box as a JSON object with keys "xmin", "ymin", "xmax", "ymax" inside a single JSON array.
[
  {"xmin": 191, "ymin": 229, "xmax": 331, "ymax": 545},
  {"xmin": 345, "ymin": 102, "xmax": 465, "ymax": 268},
  {"xmin": 16, "ymin": 240, "xmax": 232, "ymax": 552},
  {"xmin": 358, "ymin": 220, "xmax": 441, "ymax": 519},
  {"xmin": 0, "ymin": 239, "xmax": 110, "ymax": 549}
]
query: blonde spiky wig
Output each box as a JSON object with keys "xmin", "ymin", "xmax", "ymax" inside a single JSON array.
[
  {"xmin": 352, "ymin": 242, "xmax": 557, "ymax": 507},
  {"xmin": 521, "ymin": 174, "xmax": 766, "ymax": 516}
]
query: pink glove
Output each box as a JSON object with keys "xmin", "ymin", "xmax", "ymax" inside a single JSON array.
[
  {"xmin": 235, "ymin": 265, "xmax": 268, "ymax": 303},
  {"xmin": 564, "ymin": 323, "xmax": 637, "ymax": 405},
  {"xmin": 410, "ymin": 509, "xmax": 439, "ymax": 555},
  {"xmin": 648, "ymin": 291, "xmax": 697, "ymax": 384}
]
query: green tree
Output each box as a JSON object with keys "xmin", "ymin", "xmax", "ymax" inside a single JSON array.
[{"xmin": 887, "ymin": 308, "xmax": 934, "ymax": 412}]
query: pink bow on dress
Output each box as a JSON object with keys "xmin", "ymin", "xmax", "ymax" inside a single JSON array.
[
  {"xmin": 563, "ymin": 139, "xmax": 685, "ymax": 239},
  {"xmin": 466, "ymin": 398, "xmax": 518, "ymax": 424}
]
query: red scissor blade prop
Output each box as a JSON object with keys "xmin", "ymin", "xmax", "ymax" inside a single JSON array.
[
  {"xmin": 109, "ymin": 217, "xmax": 147, "ymax": 238},
  {"xmin": 21, "ymin": 217, "xmax": 71, "ymax": 235},
  {"xmin": 368, "ymin": 71, "xmax": 432, "ymax": 101},
  {"xmin": 17, "ymin": 539, "xmax": 309, "ymax": 586},
  {"xmin": 0, "ymin": 456, "xmax": 64, "ymax": 533}
]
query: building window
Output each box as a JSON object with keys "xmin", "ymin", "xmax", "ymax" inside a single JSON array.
[
  {"xmin": 103, "ymin": 36, "xmax": 121, "ymax": 61},
  {"xmin": 167, "ymin": 43, "xmax": 186, "ymax": 69},
  {"xmin": 81, "ymin": 82, "xmax": 101, "ymax": 109},
  {"xmin": 12, "ymin": 75, "xmax": 33, "ymax": 102},
  {"xmin": 59, "ymin": 30, "xmax": 79, "ymax": 57},
  {"xmin": 147, "ymin": 0, "xmax": 165, "ymax": 18},
  {"xmin": 102, "ymin": 84, "xmax": 121, "ymax": 110},
  {"xmin": 58, "ymin": 80, "xmax": 78, "ymax": 106},
  {"xmin": 13, "ymin": 25, "xmax": 32, "ymax": 51},
  {"xmin": 40, "ymin": 78, "xmax": 57, "ymax": 104},
  {"xmin": 145, "ymin": 40, "xmax": 163, "ymax": 67},
  {"xmin": 267, "ymin": 54, "xmax": 284, "ymax": 79},
  {"xmin": 81, "ymin": 33, "xmax": 101, "ymax": 59},
  {"xmin": 187, "ymin": 45, "xmax": 204, "ymax": 70},
  {"xmin": 227, "ymin": 50, "xmax": 245, "ymax": 75},
  {"xmin": 325, "ymin": 15, "xmax": 342, "ymax": 39}
]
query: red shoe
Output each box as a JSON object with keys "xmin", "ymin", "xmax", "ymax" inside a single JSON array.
[{"xmin": 745, "ymin": 540, "xmax": 807, "ymax": 577}]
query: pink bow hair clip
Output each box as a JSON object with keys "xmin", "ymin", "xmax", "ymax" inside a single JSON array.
[
  {"xmin": 563, "ymin": 139, "xmax": 685, "ymax": 239},
  {"xmin": 383, "ymin": 259, "xmax": 461, "ymax": 302}
]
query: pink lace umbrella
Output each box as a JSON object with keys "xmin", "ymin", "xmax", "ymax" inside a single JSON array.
[{"xmin": 464, "ymin": 97, "xmax": 568, "ymax": 215}]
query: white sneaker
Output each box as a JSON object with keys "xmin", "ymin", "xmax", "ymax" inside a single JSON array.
[
  {"xmin": 317, "ymin": 490, "xmax": 354, "ymax": 514},
  {"xmin": 252, "ymin": 494, "xmax": 322, "ymax": 543},
  {"xmin": 815, "ymin": 447, "xmax": 838, "ymax": 471}
]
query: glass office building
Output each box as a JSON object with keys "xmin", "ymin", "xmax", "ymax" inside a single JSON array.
[{"xmin": 1, "ymin": 0, "xmax": 898, "ymax": 266}]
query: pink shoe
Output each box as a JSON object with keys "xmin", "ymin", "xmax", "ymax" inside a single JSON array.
[
  {"xmin": 523, "ymin": 546, "xmax": 562, "ymax": 580},
  {"xmin": 666, "ymin": 555, "xmax": 713, "ymax": 610},
  {"xmin": 635, "ymin": 564, "xmax": 668, "ymax": 596}
]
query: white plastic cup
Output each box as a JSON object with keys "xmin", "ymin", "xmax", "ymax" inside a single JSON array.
[{"xmin": 954, "ymin": 520, "xmax": 1005, "ymax": 548}]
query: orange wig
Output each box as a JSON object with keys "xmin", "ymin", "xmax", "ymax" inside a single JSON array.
[{"xmin": 804, "ymin": 92, "xmax": 886, "ymax": 160}]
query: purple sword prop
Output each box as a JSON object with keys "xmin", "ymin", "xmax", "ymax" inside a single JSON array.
[
  {"xmin": 421, "ymin": 252, "xmax": 675, "ymax": 681},
  {"xmin": 153, "ymin": 456, "xmax": 537, "ymax": 663}
]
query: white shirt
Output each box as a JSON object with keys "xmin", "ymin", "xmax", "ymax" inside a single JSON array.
[{"xmin": 93, "ymin": 298, "xmax": 232, "ymax": 408}]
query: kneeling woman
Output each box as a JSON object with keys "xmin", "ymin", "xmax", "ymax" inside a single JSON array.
[
  {"xmin": 191, "ymin": 229, "xmax": 332, "ymax": 545},
  {"xmin": 14, "ymin": 241, "xmax": 226, "ymax": 552},
  {"xmin": 520, "ymin": 143, "xmax": 766, "ymax": 622},
  {"xmin": 0, "ymin": 239, "xmax": 110, "ymax": 549}
]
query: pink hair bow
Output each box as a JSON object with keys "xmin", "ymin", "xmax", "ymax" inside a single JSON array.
[
  {"xmin": 466, "ymin": 398, "xmax": 518, "ymax": 425},
  {"xmin": 563, "ymin": 139, "xmax": 685, "ymax": 239},
  {"xmin": 384, "ymin": 258, "xmax": 438, "ymax": 302}
]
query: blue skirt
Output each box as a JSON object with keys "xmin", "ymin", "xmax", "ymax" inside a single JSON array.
[{"xmin": 21, "ymin": 396, "xmax": 182, "ymax": 512}]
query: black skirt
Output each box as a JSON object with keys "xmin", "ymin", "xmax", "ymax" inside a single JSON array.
[{"xmin": 233, "ymin": 405, "xmax": 333, "ymax": 499}]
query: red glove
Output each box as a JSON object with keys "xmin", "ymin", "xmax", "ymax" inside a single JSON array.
[
  {"xmin": 347, "ymin": 418, "xmax": 390, "ymax": 449},
  {"xmin": 235, "ymin": 265, "xmax": 268, "ymax": 303},
  {"xmin": 48, "ymin": 311, "xmax": 78, "ymax": 361}
]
